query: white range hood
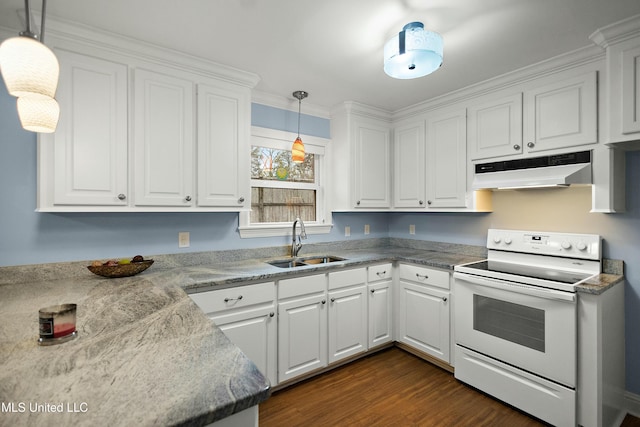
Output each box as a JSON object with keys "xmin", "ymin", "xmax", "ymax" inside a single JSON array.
[{"xmin": 472, "ymin": 151, "xmax": 592, "ymax": 190}]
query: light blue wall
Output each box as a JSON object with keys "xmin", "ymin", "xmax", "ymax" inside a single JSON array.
[{"xmin": 1, "ymin": 85, "xmax": 639, "ymax": 395}]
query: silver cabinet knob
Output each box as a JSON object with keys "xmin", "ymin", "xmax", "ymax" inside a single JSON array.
[
  {"xmin": 356, "ymin": 200, "xmax": 361, "ymax": 206},
  {"xmin": 269, "ymin": 312, "xmax": 275, "ymax": 318},
  {"xmin": 513, "ymin": 144, "xmax": 521, "ymax": 151},
  {"xmin": 321, "ymin": 300, "xmax": 326, "ymax": 305},
  {"xmin": 330, "ymin": 298, "xmax": 336, "ymax": 303},
  {"xmin": 527, "ymin": 142, "xmax": 535, "ymax": 148},
  {"xmin": 117, "ymin": 194, "xmax": 126, "ymax": 200},
  {"xmin": 427, "ymin": 200, "xmax": 432, "ymax": 205},
  {"xmin": 419, "ymin": 200, "xmax": 424, "ymax": 205},
  {"xmin": 370, "ymin": 289, "xmax": 375, "ymax": 294},
  {"xmin": 185, "ymin": 196, "xmax": 192, "ymax": 202},
  {"xmin": 238, "ymin": 197, "xmax": 245, "ymax": 203},
  {"xmin": 442, "ymin": 297, "xmax": 448, "ymax": 302}
]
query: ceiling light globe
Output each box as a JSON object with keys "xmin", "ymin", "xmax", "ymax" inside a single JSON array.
[
  {"xmin": 384, "ymin": 23, "xmax": 443, "ymax": 79},
  {"xmin": 0, "ymin": 36, "xmax": 60, "ymax": 99},
  {"xmin": 17, "ymin": 96, "xmax": 60, "ymax": 133}
]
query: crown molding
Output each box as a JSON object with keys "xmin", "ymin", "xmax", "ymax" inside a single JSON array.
[
  {"xmin": 251, "ymin": 90, "xmax": 331, "ymax": 119},
  {"xmin": 590, "ymin": 13, "xmax": 640, "ymax": 48}
]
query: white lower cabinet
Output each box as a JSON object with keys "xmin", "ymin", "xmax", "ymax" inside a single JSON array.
[
  {"xmin": 328, "ymin": 268, "xmax": 368, "ymax": 363},
  {"xmin": 188, "ymin": 282, "xmax": 277, "ymax": 386},
  {"xmin": 397, "ymin": 264, "xmax": 451, "ymax": 364},
  {"xmin": 277, "ymin": 274, "xmax": 328, "ymax": 383},
  {"xmin": 367, "ymin": 263, "xmax": 394, "ymax": 348}
]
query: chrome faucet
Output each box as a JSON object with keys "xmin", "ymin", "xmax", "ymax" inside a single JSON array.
[{"xmin": 291, "ymin": 217, "xmax": 307, "ymax": 257}]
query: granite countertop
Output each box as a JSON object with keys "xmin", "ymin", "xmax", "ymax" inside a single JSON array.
[
  {"xmin": 0, "ymin": 240, "xmax": 624, "ymax": 426},
  {"xmin": 0, "ymin": 273, "xmax": 270, "ymax": 427}
]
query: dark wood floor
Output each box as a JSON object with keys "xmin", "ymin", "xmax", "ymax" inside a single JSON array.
[{"xmin": 260, "ymin": 347, "xmax": 640, "ymax": 427}]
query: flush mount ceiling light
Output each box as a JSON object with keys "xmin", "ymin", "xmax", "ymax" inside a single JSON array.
[
  {"xmin": 291, "ymin": 90, "xmax": 308, "ymax": 164},
  {"xmin": 384, "ymin": 22, "xmax": 443, "ymax": 79},
  {"xmin": 0, "ymin": 0, "xmax": 60, "ymax": 133}
]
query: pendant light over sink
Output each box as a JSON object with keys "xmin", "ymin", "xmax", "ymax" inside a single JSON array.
[
  {"xmin": 384, "ymin": 22, "xmax": 443, "ymax": 79},
  {"xmin": 0, "ymin": 0, "xmax": 60, "ymax": 133},
  {"xmin": 291, "ymin": 90, "xmax": 308, "ymax": 164}
]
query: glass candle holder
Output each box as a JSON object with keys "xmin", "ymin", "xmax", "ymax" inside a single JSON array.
[{"xmin": 38, "ymin": 303, "xmax": 78, "ymax": 345}]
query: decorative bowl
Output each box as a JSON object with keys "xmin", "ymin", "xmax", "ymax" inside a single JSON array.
[{"xmin": 87, "ymin": 260, "xmax": 154, "ymax": 278}]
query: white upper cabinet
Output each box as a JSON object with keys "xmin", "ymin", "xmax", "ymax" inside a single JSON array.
[
  {"xmin": 425, "ymin": 108, "xmax": 467, "ymax": 209},
  {"xmin": 330, "ymin": 103, "xmax": 392, "ymax": 210},
  {"xmin": 353, "ymin": 118, "xmax": 391, "ymax": 209},
  {"xmin": 37, "ymin": 27, "xmax": 258, "ymax": 212},
  {"xmin": 40, "ymin": 49, "xmax": 128, "ymax": 207},
  {"xmin": 196, "ymin": 83, "xmax": 250, "ymax": 209},
  {"xmin": 523, "ymin": 71, "xmax": 597, "ymax": 153},
  {"xmin": 393, "ymin": 120, "xmax": 426, "ymax": 208},
  {"xmin": 591, "ymin": 15, "xmax": 640, "ymax": 147},
  {"xmin": 468, "ymin": 71, "xmax": 597, "ymax": 161},
  {"xmin": 133, "ymin": 69, "xmax": 194, "ymax": 207},
  {"xmin": 468, "ymin": 93, "xmax": 523, "ymax": 160}
]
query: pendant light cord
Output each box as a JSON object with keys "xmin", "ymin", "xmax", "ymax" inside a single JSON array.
[{"xmin": 297, "ymin": 97, "xmax": 301, "ymax": 138}]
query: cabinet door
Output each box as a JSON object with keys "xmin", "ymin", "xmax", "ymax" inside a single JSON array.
[
  {"xmin": 328, "ymin": 285, "xmax": 367, "ymax": 363},
  {"xmin": 425, "ymin": 108, "xmax": 467, "ymax": 208},
  {"xmin": 468, "ymin": 93, "xmax": 523, "ymax": 160},
  {"xmin": 133, "ymin": 69, "xmax": 194, "ymax": 206},
  {"xmin": 278, "ymin": 293, "xmax": 327, "ymax": 383},
  {"xmin": 210, "ymin": 306, "xmax": 277, "ymax": 386},
  {"xmin": 524, "ymin": 71, "xmax": 597, "ymax": 153},
  {"xmin": 393, "ymin": 120, "xmax": 426, "ymax": 208},
  {"xmin": 398, "ymin": 281, "xmax": 450, "ymax": 363},
  {"xmin": 621, "ymin": 45, "xmax": 640, "ymax": 135},
  {"xmin": 50, "ymin": 50, "xmax": 128, "ymax": 206},
  {"xmin": 368, "ymin": 280, "xmax": 393, "ymax": 348},
  {"xmin": 353, "ymin": 119, "xmax": 391, "ymax": 208},
  {"xmin": 197, "ymin": 83, "xmax": 250, "ymax": 208}
]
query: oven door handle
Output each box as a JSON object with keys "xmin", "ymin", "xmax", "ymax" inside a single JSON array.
[{"xmin": 453, "ymin": 272, "xmax": 576, "ymax": 302}]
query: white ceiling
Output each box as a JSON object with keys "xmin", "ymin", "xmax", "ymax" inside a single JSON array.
[{"xmin": 1, "ymin": 0, "xmax": 640, "ymax": 113}]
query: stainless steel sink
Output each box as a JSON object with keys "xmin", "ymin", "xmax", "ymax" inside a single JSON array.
[
  {"xmin": 301, "ymin": 256, "xmax": 345, "ymax": 265},
  {"xmin": 267, "ymin": 255, "xmax": 345, "ymax": 268},
  {"xmin": 267, "ymin": 259, "xmax": 308, "ymax": 268}
]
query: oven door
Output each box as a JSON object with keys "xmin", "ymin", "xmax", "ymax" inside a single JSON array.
[{"xmin": 453, "ymin": 271, "xmax": 577, "ymax": 388}]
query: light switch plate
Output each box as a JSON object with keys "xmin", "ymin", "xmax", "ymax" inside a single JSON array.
[
  {"xmin": 409, "ymin": 224, "xmax": 416, "ymax": 235},
  {"xmin": 364, "ymin": 224, "xmax": 370, "ymax": 235},
  {"xmin": 345, "ymin": 226, "xmax": 351, "ymax": 237}
]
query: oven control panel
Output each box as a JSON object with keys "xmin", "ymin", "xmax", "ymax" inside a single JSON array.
[{"xmin": 487, "ymin": 229, "xmax": 601, "ymax": 260}]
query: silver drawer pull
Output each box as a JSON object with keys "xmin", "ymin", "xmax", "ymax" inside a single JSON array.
[
  {"xmin": 376, "ymin": 271, "xmax": 387, "ymax": 277},
  {"xmin": 416, "ymin": 273, "xmax": 429, "ymax": 280},
  {"xmin": 224, "ymin": 295, "xmax": 243, "ymax": 303}
]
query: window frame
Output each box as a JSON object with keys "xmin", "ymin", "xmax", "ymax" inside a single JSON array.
[{"xmin": 238, "ymin": 126, "xmax": 333, "ymax": 238}]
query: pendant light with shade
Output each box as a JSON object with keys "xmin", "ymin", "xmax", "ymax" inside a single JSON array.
[
  {"xmin": 0, "ymin": 0, "xmax": 60, "ymax": 133},
  {"xmin": 291, "ymin": 90, "xmax": 308, "ymax": 164}
]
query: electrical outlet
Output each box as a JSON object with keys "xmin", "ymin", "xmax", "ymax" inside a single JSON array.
[
  {"xmin": 178, "ymin": 231, "xmax": 190, "ymax": 248},
  {"xmin": 345, "ymin": 226, "xmax": 351, "ymax": 237},
  {"xmin": 409, "ymin": 224, "xmax": 416, "ymax": 235},
  {"xmin": 364, "ymin": 224, "xmax": 370, "ymax": 235}
]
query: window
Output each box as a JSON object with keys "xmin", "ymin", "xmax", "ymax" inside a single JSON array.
[
  {"xmin": 250, "ymin": 146, "xmax": 316, "ymax": 223},
  {"xmin": 239, "ymin": 127, "xmax": 332, "ymax": 238}
]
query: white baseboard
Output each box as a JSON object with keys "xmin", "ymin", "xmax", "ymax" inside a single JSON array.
[{"xmin": 626, "ymin": 391, "xmax": 640, "ymax": 418}]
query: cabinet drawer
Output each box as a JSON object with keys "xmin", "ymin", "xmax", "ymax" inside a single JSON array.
[
  {"xmin": 189, "ymin": 282, "xmax": 275, "ymax": 314},
  {"xmin": 328, "ymin": 268, "xmax": 366, "ymax": 290},
  {"xmin": 279, "ymin": 273, "xmax": 327, "ymax": 299},
  {"xmin": 368, "ymin": 263, "xmax": 393, "ymax": 282},
  {"xmin": 399, "ymin": 264, "xmax": 449, "ymax": 290}
]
